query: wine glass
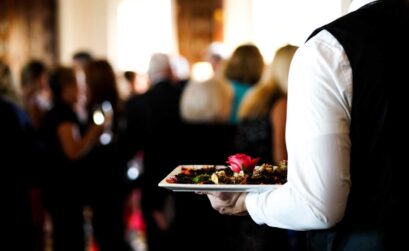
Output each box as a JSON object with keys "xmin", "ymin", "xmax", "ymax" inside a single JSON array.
[{"xmin": 92, "ymin": 101, "xmax": 114, "ymax": 145}]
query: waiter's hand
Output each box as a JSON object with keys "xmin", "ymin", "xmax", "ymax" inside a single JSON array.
[{"xmin": 206, "ymin": 192, "xmax": 248, "ymax": 216}]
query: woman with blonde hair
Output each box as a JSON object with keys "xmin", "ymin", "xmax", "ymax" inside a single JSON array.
[
  {"xmin": 236, "ymin": 44, "xmax": 298, "ymax": 165},
  {"xmin": 180, "ymin": 76, "xmax": 231, "ymax": 123}
]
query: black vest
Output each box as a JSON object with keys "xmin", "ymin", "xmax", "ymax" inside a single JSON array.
[{"xmin": 307, "ymin": 1, "xmax": 409, "ymax": 250}]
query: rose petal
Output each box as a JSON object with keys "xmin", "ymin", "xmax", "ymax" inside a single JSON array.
[
  {"xmin": 227, "ymin": 156, "xmax": 242, "ymax": 173},
  {"xmin": 227, "ymin": 153, "xmax": 260, "ymax": 174}
]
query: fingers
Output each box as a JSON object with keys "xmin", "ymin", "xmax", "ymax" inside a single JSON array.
[
  {"xmin": 207, "ymin": 193, "xmax": 233, "ymax": 213},
  {"xmin": 196, "ymin": 192, "xmax": 230, "ymax": 214}
]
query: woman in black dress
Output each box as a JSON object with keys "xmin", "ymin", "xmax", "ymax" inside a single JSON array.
[{"xmin": 41, "ymin": 67, "xmax": 104, "ymax": 251}]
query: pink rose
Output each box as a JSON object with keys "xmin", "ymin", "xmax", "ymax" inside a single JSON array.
[{"xmin": 226, "ymin": 153, "xmax": 260, "ymax": 174}]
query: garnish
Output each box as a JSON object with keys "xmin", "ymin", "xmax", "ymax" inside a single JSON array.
[
  {"xmin": 192, "ymin": 174, "xmax": 211, "ymax": 183},
  {"xmin": 226, "ymin": 153, "xmax": 260, "ymax": 175}
]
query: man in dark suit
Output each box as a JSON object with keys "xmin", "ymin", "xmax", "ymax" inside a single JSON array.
[{"xmin": 121, "ymin": 53, "xmax": 186, "ymax": 251}]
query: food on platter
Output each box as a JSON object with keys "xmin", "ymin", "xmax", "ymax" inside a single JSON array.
[{"xmin": 165, "ymin": 153, "xmax": 287, "ymax": 185}]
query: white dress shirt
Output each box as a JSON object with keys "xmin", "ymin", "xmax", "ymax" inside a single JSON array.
[
  {"xmin": 243, "ymin": 1, "xmax": 382, "ymax": 229},
  {"xmin": 246, "ymin": 0, "xmax": 378, "ymax": 230}
]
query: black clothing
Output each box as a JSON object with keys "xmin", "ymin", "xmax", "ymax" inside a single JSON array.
[
  {"xmin": 234, "ymin": 96, "xmax": 292, "ymax": 251},
  {"xmin": 307, "ymin": 1, "xmax": 409, "ymax": 250},
  {"xmin": 41, "ymin": 102, "xmax": 85, "ymax": 178},
  {"xmin": 0, "ymin": 97, "xmax": 37, "ymax": 251},
  {"xmin": 235, "ymin": 117, "xmax": 273, "ymax": 163},
  {"xmin": 40, "ymin": 102, "xmax": 86, "ymax": 251},
  {"xmin": 122, "ymin": 79, "xmax": 185, "ymax": 251},
  {"xmin": 84, "ymin": 139, "xmax": 131, "ymax": 251},
  {"xmin": 235, "ymin": 91, "xmax": 285, "ymax": 164}
]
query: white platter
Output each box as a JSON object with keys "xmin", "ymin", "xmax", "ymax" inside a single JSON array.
[{"xmin": 158, "ymin": 165, "xmax": 282, "ymax": 192}]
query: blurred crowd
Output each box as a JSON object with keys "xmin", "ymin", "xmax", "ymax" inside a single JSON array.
[{"xmin": 0, "ymin": 42, "xmax": 304, "ymax": 251}]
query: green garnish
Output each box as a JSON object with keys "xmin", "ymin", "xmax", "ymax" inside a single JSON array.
[{"xmin": 192, "ymin": 174, "xmax": 210, "ymax": 183}]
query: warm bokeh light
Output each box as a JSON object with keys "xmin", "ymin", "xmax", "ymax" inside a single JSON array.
[
  {"xmin": 191, "ymin": 62, "xmax": 214, "ymax": 83},
  {"xmin": 116, "ymin": 0, "xmax": 177, "ymax": 73},
  {"xmin": 93, "ymin": 110, "xmax": 105, "ymax": 125}
]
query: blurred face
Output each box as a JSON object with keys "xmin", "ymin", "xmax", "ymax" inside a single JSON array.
[
  {"xmin": 62, "ymin": 80, "xmax": 80, "ymax": 106},
  {"xmin": 38, "ymin": 73, "xmax": 49, "ymax": 90}
]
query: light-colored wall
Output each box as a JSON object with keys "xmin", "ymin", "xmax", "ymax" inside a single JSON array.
[
  {"xmin": 223, "ymin": 0, "xmax": 253, "ymax": 54},
  {"xmin": 58, "ymin": 0, "xmax": 349, "ymax": 67},
  {"xmin": 58, "ymin": 0, "xmax": 114, "ymax": 65},
  {"xmin": 223, "ymin": 0, "xmax": 347, "ymax": 62},
  {"xmin": 58, "ymin": 0, "xmax": 177, "ymax": 72}
]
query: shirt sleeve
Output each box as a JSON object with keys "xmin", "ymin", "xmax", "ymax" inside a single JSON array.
[{"xmin": 246, "ymin": 30, "xmax": 353, "ymax": 230}]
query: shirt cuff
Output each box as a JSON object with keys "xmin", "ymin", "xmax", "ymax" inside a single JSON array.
[{"xmin": 245, "ymin": 192, "xmax": 264, "ymax": 225}]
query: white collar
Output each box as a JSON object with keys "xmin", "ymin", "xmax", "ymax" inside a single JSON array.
[{"xmin": 348, "ymin": 0, "xmax": 377, "ymax": 12}]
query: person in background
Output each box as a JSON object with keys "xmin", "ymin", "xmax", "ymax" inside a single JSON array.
[
  {"xmin": 72, "ymin": 51, "xmax": 94, "ymax": 121},
  {"xmin": 40, "ymin": 67, "xmax": 105, "ymax": 251},
  {"xmin": 122, "ymin": 52, "xmax": 184, "ymax": 153},
  {"xmin": 206, "ymin": 0, "xmax": 409, "ymax": 250},
  {"xmin": 223, "ymin": 44, "xmax": 265, "ymax": 124},
  {"xmin": 124, "ymin": 71, "xmax": 138, "ymax": 96},
  {"xmin": 180, "ymin": 76, "xmax": 231, "ymax": 123},
  {"xmin": 20, "ymin": 59, "xmax": 50, "ymax": 251},
  {"xmin": 72, "ymin": 51, "xmax": 93, "ymax": 76},
  {"xmin": 121, "ymin": 52, "xmax": 185, "ymax": 251},
  {"xmin": 0, "ymin": 61, "xmax": 37, "ymax": 251},
  {"xmin": 85, "ymin": 59, "xmax": 121, "ymax": 134},
  {"xmin": 231, "ymin": 44, "xmax": 299, "ymax": 251},
  {"xmin": 204, "ymin": 41, "xmax": 227, "ymax": 77},
  {"xmin": 84, "ymin": 59, "xmax": 131, "ymax": 251},
  {"xmin": 20, "ymin": 60, "xmax": 50, "ymax": 128},
  {"xmin": 1, "ymin": 61, "xmax": 21, "ymax": 105},
  {"xmin": 236, "ymin": 44, "xmax": 298, "ymax": 165},
  {"xmin": 175, "ymin": 63, "xmax": 237, "ymax": 251},
  {"xmin": 170, "ymin": 54, "xmax": 190, "ymax": 86}
]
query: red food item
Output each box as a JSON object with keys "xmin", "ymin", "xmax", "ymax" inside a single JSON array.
[
  {"xmin": 226, "ymin": 153, "xmax": 260, "ymax": 174},
  {"xmin": 166, "ymin": 177, "xmax": 177, "ymax": 183}
]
